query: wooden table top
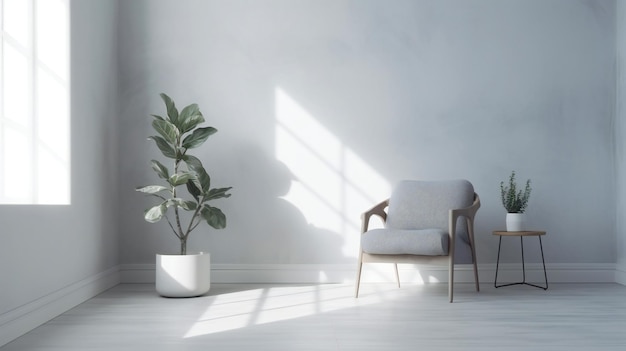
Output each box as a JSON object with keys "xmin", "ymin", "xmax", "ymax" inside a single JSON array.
[{"xmin": 492, "ymin": 230, "xmax": 546, "ymax": 236}]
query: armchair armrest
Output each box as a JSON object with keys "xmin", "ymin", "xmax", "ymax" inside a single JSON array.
[
  {"xmin": 361, "ymin": 199, "xmax": 389, "ymax": 233},
  {"xmin": 448, "ymin": 193, "xmax": 481, "ymax": 246},
  {"xmin": 449, "ymin": 193, "xmax": 481, "ymax": 223}
]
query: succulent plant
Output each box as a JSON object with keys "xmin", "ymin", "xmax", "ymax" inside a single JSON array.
[{"xmin": 500, "ymin": 171, "xmax": 531, "ymax": 213}]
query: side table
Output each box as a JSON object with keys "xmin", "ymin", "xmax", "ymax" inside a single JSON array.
[{"xmin": 493, "ymin": 230, "xmax": 548, "ymax": 290}]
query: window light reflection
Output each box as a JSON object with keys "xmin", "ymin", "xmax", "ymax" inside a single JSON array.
[{"xmin": 274, "ymin": 87, "xmax": 390, "ymax": 258}]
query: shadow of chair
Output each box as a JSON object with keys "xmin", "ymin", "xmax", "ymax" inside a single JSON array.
[{"xmin": 355, "ymin": 179, "xmax": 481, "ymax": 302}]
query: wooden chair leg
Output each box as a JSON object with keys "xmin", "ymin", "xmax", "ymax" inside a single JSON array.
[
  {"xmin": 472, "ymin": 260, "xmax": 480, "ymax": 292},
  {"xmin": 468, "ymin": 219, "xmax": 480, "ymax": 292},
  {"xmin": 449, "ymin": 260, "xmax": 454, "ymax": 303},
  {"xmin": 448, "ymin": 215, "xmax": 456, "ymax": 303},
  {"xmin": 355, "ymin": 254, "xmax": 363, "ymax": 298},
  {"xmin": 394, "ymin": 263, "xmax": 400, "ymax": 288},
  {"xmin": 448, "ymin": 265, "xmax": 454, "ymax": 303}
]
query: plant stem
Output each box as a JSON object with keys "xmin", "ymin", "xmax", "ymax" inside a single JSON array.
[
  {"xmin": 184, "ymin": 204, "xmax": 203, "ymax": 241},
  {"xmin": 173, "ymin": 158, "xmax": 186, "ymax": 254},
  {"xmin": 180, "ymin": 237, "xmax": 187, "ymax": 255},
  {"xmin": 164, "ymin": 215, "xmax": 181, "ymax": 239}
]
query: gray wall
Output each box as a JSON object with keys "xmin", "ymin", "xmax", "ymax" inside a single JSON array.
[
  {"xmin": 0, "ymin": 0, "xmax": 119, "ymax": 315},
  {"xmin": 118, "ymin": 0, "xmax": 617, "ymax": 266},
  {"xmin": 617, "ymin": 0, "xmax": 626, "ymax": 269}
]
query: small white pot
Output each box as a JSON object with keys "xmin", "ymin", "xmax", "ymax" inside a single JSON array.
[
  {"xmin": 506, "ymin": 213, "xmax": 526, "ymax": 232},
  {"xmin": 156, "ymin": 252, "xmax": 211, "ymax": 297}
]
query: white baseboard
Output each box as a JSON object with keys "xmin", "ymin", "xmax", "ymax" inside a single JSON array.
[
  {"xmin": 120, "ymin": 262, "xmax": 618, "ymax": 285},
  {"xmin": 120, "ymin": 264, "xmax": 359, "ymax": 284},
  {"xmin": 0, "ymin": 266, "xmax": 120, "ymax": 348}
]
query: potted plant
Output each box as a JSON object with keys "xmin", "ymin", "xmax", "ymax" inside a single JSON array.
[
  {"xmin": 500, "ymin": 170, "xmax": 531, "ymax": 231},
  {"xmin": 136, "ymin": 93, "xmax": 232, "ymax": 297}
]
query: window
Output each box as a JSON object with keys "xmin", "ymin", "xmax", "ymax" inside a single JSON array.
[{"xmin": 0, "ymin": 0, "xmax": 70, "ymax": 204}]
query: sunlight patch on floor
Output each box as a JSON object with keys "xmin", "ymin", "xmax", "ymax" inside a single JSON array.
[{"xmin": 183, "ymin": 284, "xmax": 399, "ymax": 338}]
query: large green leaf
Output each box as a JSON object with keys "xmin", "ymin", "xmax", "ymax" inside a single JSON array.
[
  {"xmin": 136, "ymin": 185, "xmax": 169, "ymax": 194},
  {"xmin": 160, "ymin": 93, "xmax": 179, "ymax": 125},
  {"xmin": 151, "ymin": 114, "xmax": 166, "ymax": 122},
  {"xmin": 152, "ymin": 119, "xmax": 179, "ymax": 144},
  {"xmin": 177, "ymin": 103, "xmax": 199, "ymax": 123},
  {"xmin": 204, "ymin": 187, "xmax": 233, "ymax": 201},
  {"xmin": 183, "ymin": 154, "xmax": 202, "ymax": 168},
  {"xmin": 183, "ymin": 159, "xmax": 202, "ymax": 194},
  {"xmin": 183, "ymin": 155, "xmax": 211, "ymax": 193},
  {"xmin": 169, "ymin": 172, "xmax": 193, "ymax": 187},
  {"xmin": 182, "ymin": 127, "xmax": 217, "ymax": 149},
  {"xmin": 177, "ymin": 104, "xmax": 205, "ymax": 133},
  {"xmin": 144, "ymin": 202, "xmax": 167, "ymax": 223},
  {"xmin": 186, "ymin": 179, "xmax": 202, "ymax": 201},
  {"xmin": 150, "ymin": 160, "xmax": 169, "ymax": 179},
  {"xmin": 195, "ymin": 168, "xmax": 212, "ymax": 195},
  {"xmin": 148, "ymin": 136, "xmax": 176, "ymax": 158},
  {"xmin": 181, "ymin": 200, "xmax": 197, "ymax": 211},
  {"xmin": 201, "ymin": 206, "xmax": 227, "ymax": 229},
  {"xmin": 168, "ymin": 198, "xmax": 198, "ymax": 211},
  {"xmin": 182, "ymin": 113, "xmax": 205, "ymax": 134}
]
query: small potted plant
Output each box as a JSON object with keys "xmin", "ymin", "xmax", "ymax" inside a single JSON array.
[
  {"xmin": 136, "ymin": 93, "xmax": 232, "ymax": 297},
  {"xmin": 500, "ymin": 170, "xmax": 531, "ymax": 231}
]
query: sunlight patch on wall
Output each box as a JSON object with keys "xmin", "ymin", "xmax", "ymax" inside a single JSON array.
[{"xmin": 274, "ymin": 87, "xmax": 390, "ymax": 257}]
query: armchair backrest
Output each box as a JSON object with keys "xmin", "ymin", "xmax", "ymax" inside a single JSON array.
[{"xmin": 386, "ymin": 179, "xmax": 475, "ymax": 232}]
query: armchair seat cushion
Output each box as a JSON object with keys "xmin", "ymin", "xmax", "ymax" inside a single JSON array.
[{"xmin": 361, "ymin": 228, "xmax": 449, "ymax": 256}]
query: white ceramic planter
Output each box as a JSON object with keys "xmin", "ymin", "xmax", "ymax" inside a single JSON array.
[
  {"xmin": 156, "ymin": 252, "xmax": 211, "ymax": 297},
  {"xmin": 506, "ymin": 213, "xmax": 526, "ymax": 232}
]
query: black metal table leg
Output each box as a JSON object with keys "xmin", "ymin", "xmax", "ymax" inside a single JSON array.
[
  {"xmin": 520, "ymin": 236, "xmax": 526, "ymax": 283},
  {"xmin": 494, "ymin": 234, "xmax": 548, "ymax": 290},
  {"xmin": 494, "ymin": 236, "xmax": 502, "ymax": 288},
  {"xmin": 538, "ymin": 236, "xmax": 548, "ymax": 290}
]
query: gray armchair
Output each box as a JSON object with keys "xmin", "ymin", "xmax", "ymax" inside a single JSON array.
[{"xmin": 355, "ymin": 179, "xmax": 481, "ymax": 302}]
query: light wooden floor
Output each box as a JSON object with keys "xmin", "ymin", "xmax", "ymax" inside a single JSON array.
[{"xmin": 2, "ymin": 283, "xmax": 626, "ymax": 350}]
